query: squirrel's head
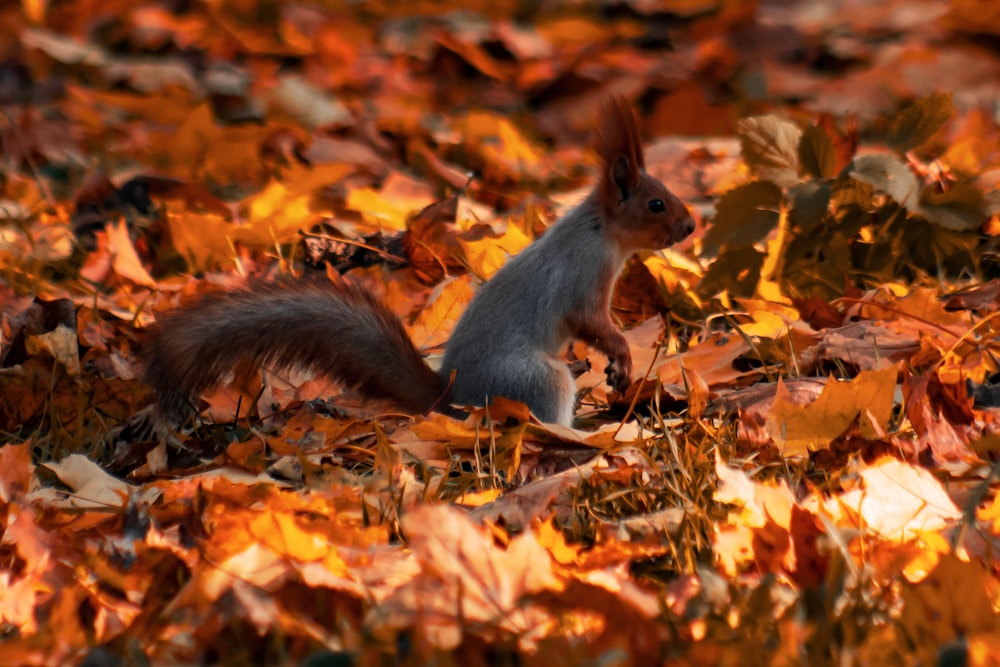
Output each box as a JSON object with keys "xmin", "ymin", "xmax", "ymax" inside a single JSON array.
[{"xmin": 595, "ymin": 96, "xmax": 695, "ymax": 251}]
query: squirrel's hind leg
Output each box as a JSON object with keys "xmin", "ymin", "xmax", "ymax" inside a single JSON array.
[
  {"xmin": 508, "ymin": 355, "xmax": 575, "ymax": 426},
  {"xmin": 448, "ymin": 354, "xmax": 576, "ymax": 426}
]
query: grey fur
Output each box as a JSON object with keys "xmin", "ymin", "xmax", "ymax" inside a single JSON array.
[{"xmin": 442, "ymin": 192, "xmax": 624, "ymax": 423}]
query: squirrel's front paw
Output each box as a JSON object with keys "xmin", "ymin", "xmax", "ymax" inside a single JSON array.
[{"xmin": 605, "ymin": 354, "xmax": 632, "ymax": 394}]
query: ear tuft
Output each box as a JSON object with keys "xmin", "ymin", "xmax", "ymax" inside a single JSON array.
[
  {"xmin": 595, "ymin": 95, "xmax": 644, "ymax": 206},
  {"xmin": 595, "ymin": 95, "xmax": 645, "ymax": 171}
]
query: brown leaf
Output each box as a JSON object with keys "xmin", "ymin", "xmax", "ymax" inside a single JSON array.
[
  {"xmin": 799, "ymin": 321, "xmax": 921, "ymax": 372},
  {"xmin": 402, "ymin": 194, "xmax": 465, "ymax": 284},
  {"xmin": 657, "ymin": 332, "xmax": 752, "ymax": 389}
]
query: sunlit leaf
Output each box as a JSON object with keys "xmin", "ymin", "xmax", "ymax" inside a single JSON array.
[
  {"xmin": 765, "ymin": 366, "xmax": 897, "ymax": 456},
  {"xmin": 4, "ymin": 3, "xmax": 1000, "ymax": 663},
  {"xmin": 407, "ymin": 275, "xmax": 474, "ymax": 350},
  {"xmin": 849, "ymin": 153, "xmax": 919, "ymax": 211},
  {"xmin": 737, "ymin": 115, "xmax": 802, "ymax": 188},
  {"xmin": 834, "ymin": 457, "xmax": 962, "ymax": 540}
]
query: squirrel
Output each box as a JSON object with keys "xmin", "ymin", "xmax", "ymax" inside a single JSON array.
[{"xmin": 142, "ymin": 96, "xmax": 695, "ymax": 427}]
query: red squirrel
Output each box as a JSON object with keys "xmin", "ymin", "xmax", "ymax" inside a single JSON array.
[{"xmin": 142, "ymin": 97, "xmax": 695, "ymax": 426}]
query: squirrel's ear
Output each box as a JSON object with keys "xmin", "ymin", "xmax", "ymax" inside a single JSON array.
[
  {"xmin": 609, "ymin": 153, "xmax": 636, "ymax": 201},
  {"xmin": 596, "ymin": 95, "xmax": 644, "ymax": 204}
]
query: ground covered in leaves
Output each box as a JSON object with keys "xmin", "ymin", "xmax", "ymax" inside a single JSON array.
[{"xmin": 2, "ymin": 0, "xmax": 1000, "ymax": 665}]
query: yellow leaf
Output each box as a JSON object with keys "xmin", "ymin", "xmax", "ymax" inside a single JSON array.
[
  {"xmin": 408, "ymin": 275, "xmax": 473, "ymax": 350},
  {"xmin": 166, "ymin": 211, "xmax": 237, "ymax": 270},
  {"xmin": 249, "ymin": 512, "xmax": 331, "ymax": 562},
  {"xmin": 106, "ymin": 219, "xmax": 155, "ymax": 287},
  {"xmin": 740, "ymin": 309, "xmax": 786, "ymax": 338},
  {"xmin": 346, "ymin": 172, "xmax": 434, "ymax": 232},
  {"xmin": 978, "ymin": 491, "xmax": 1000, "ymax": 534},
  {"xmin": 250, "ymin": 163, "xmax": 353, "ymax": 222},
  {"xmin": 455, "ymin": 488, "xmax": 503, "ymax": 507},
  {"xmin": 459, "ymin": 111, "xmax": 549, "ymax": 182},
  {"xmin": 459, "ymin": 218, "xmax": 533, "ymax": 280},
  {"xmin": 534, "ymin": 518, "xmax": 581, "ymax": 565},
  {"xmin": 899, "ymin": 531, "xmax": 948, "ymax": 583},
  {"xmin": 765, "ymin": 365, "xmax": 897, "ymax": 456}
]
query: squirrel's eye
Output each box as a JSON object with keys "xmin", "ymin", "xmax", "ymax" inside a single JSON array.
[{"xmin": 648, "ymin": 199, "xmax": 666, "ymax": 213}]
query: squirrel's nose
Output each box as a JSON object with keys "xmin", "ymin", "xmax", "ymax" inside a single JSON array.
[{"xmin": 673, "ymin": 213, "xmax": 695, "ymax": 243}]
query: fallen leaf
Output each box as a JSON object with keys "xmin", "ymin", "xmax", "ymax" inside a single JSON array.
[
  {"xmin": 833, "ymin": 457, "xmax": 962, "ymax": 540},
  {"xmin": 765, "ymin": 366, "xmax": 897, "ymax": 456}
]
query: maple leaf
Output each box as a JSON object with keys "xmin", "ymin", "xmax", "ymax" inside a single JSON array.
[
  {"xmin": 368, "ymin": 504, "xmax": 563, "ymax": 651},
  {"xmin": 831, "ymin": 457, "xmax": 962, "ymax": 540},
  {"xmin": 764, "ymin": 366, "xmax": 897, "ymax": 457}
]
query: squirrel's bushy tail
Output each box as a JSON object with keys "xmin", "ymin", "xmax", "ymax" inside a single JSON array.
[{"xmin": 143, "ymin": 280, "xmax": 444, "ymax": 422}]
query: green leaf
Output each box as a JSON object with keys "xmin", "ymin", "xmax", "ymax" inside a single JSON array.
[
  {"xmin": 737, "ymin": 115, "xmax": 802, "ymax": 188},
  {"xmin": 702, "ymin": 181, "xmax": 783, "ymax": 257},
  {"xmin": 902, "ymin": 217, "xmax": 979, "ymax": 275},
  {"xmin": 831, "ymin": 176, "xmax": 874, "ymax": 210},
  {"xmin": 888, "ymin": 92, "xmax": 953, "ymax": 153},
  {"xmin": 798, "ymin": 124, "xmax": 836, "ymax": 179},
  {"xmin": 782, "ymin": 230, "xmax": 852, "ymax": 300},
  {"xmin": 917, "ymin": 181, "xmax": 987, "ymax": 231},
  {"xmin": 849, "ymin": 154, "xmax": 919, "ymax": 211},
  {"xmin": 698, "ymin": 245, "xmax": 766, "ymax": 299},
  {"xmin": 789, "ymin": 181, "xmax": 831, "ymax": 233}
]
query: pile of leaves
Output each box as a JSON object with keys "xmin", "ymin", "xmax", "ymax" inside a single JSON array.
[{"xmin": 2, "ymin": 0, "xmax": 1000, "ymax": 665}]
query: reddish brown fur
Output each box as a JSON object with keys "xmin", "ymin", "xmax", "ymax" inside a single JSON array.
[
  {"xmin": 595, "ymin": 96, "xmax": 645, "ymax": 211},
  {"xmin": 592, "ymin": 95, "xmax": 695, "ymax": 251},
  {"xmin": 595, "ymin": 95, "xmax": 645, "ymax": 170},
  {"xmin": 143, "ymin": 280, "xmax": 444, "ymax": 422}
]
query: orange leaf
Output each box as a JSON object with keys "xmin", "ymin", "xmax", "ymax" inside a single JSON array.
[
  {"xmin": 0, "ymin": 442, "xmax": 33, "ymax": 504},
  {"xmin": 765, "ymin": 365, "xmax": 897, "ymax": 456},
  {"xmin": 375, "ymin": 504, "xmax": 563, "ymax": 650},
  {"xmin": 408, "ymin": 275, "xmax": 473, "ymax": 350}
]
